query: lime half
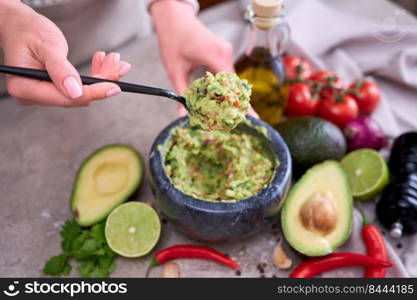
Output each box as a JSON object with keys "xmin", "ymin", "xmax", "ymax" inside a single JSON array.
[
  {"xmin": 341, "ymin": 149, "xmax": 389, "ymax": 201},
  {"xmin": 105, "ymin": 202, "xmax": 161, "ymax": 258}
]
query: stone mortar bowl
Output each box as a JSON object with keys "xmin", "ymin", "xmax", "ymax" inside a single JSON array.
[{"xmin": 149, "ymin": 116, "xmax": 291, "ymax": 243}]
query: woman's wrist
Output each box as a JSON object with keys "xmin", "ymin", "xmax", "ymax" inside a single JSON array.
[
  {"xmin": 149, "ymin": 0, "xmax": 198, "ymax": 15},
  {"xmin": 150, "ymin": 0, "xmax": 196, "ymax": 32}
]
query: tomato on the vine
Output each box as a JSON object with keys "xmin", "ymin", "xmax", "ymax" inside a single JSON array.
[
  {"xmin": 283, "ymin": 56, "xmax": 312, "ymax": 80},
  {"xmin": 309, "ymin": 70, "xmax": 344, "ymax": 98},
  {"xmin": 349, "ymin": 80, "xmax": 381, "ymax": 115},
  {"xmin": 285, "ymin": 83, "xmax": 319, "ymax": 116},
  {"xmin": 309, "ymin": 70, "xmax": 344, "ymax": 86},
  {"xmin": 319, "ymin": 93, "xmax": 359, "ymax": 128}
]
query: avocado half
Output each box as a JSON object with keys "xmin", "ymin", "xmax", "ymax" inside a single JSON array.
[
  {"xmin": 71, "ymin": 145, "xmax": 143, "ymax": 227},
  {"xmin": 281, "ymin": 161, "xmax": 353, "ymax": 256}
]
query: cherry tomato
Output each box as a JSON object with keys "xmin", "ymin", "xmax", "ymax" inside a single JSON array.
[
  {"xmin": 285, "ymin": 83, "xmax": 319, "ymax": 116},
  {"xmin": 319, "ymin": 93, "xmax": 359, "ymax": 128},
  {"xmin": 283, "ymin": 56, "xmax": 312, "ymax": 80},
  {"xmin": 309, "ymin": 70, "xmax": 344, "ymax": 98},
  {"xmin": 309, "ymin": 70, "xmax": 344, "ymax": 86},
  {"xmin": 349, "ymin": 80, "xmax": 381, "ymax": 115}
]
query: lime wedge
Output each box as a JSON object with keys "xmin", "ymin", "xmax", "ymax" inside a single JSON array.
[
  {"xmin": 105, "ymin": 202, "xmax": 161, "ymax": 258},
  {"xmin": 341, "ymin": 149, "xmax": 389, "ymax": 201}
]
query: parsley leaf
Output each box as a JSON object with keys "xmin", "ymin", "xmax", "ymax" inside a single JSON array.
[
  {"xmin": 43, "ymin": 254, "xmax": 71, "ymax": 277},
  {"xmin": 43, "ymin": 219, "xmax": 117, "ymax": 278},
  {"xmin": 60, "ymin": 220, "xmax": 82, "ymax": 240},
  {"xmin": 98, "ymin": 255, "xmax": 114, "ymax": 269},
  {"xmin": 90, "ymin": 223, "xmax": 105, "ymax": 242}
]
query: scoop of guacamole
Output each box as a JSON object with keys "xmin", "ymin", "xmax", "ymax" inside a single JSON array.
[
  {"xmin": 184, "ymin": 72, "xmax": 252, "ymax": 131},
  {"xmin": 163, "ymin": 125, "xmax": 277, "ymax": 202}
]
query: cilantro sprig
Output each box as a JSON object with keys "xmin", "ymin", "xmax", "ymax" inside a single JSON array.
[{"xmin": 43, "ymin": 220, "xmax": 116, "ymax": 278}]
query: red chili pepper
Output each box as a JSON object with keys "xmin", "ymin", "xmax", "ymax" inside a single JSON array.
[
  {"xmin": 358, "ymin": 206, "xmax": 388, "ymax": 278},
  {"xmin": 233, "ymin": 101, "xmax": 240, "ymax": 107},
  {"xmin": 362, "ymin": 225, "xmax": 388, "ymax": 277},
  {"xmin": 290, "ymin": 253, "xmax": 392, "ymax": 278},
  {"xmin": 146, "ymin": 245, "xmax": 240, "ymax": 277}
]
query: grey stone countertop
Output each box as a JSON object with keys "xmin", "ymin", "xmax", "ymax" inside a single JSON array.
[{"xmin": 0, "ymin": 1, "xmax": 415, "ymax": 278}]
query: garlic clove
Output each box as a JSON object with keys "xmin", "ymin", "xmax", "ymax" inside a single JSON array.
[
  {"xmin": 273, "ymin": 241, "xmax": 293, "ymax": 270},
  {"xmin": 162, "ymin": 262, "xmax": 180, "ymax": 278}
]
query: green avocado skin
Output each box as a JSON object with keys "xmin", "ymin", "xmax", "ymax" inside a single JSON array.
[
  {"xmin": 274, "ymin": 117, "xmax": 346, "ymax": 176},
  {"xmin": 70, "ymin": 144, "xmax": 144, "ymax": 227}
]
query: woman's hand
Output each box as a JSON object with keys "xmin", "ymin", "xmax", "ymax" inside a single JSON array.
[
  {"xmin": 0, "ymin": 1, "xmax": 131, "ymax": 107},
  {"xmin": 150, "ymin": 0, "xmax": 234, "ymax": 94},
  {"xmin": 150, "ymin": 0, "xmax": 259, "ymax": 119}
]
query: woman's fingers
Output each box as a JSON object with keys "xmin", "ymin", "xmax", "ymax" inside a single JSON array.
[
  {"xmin": 100, "ymin": 52, "xmax": 121, "ymax": 71},
  {"xmin": 118, "ymin": 62, "xmax": 132, "ymax": 77},
  {"xmin": 43, "ymin": 50, "xmax": 84, "ymax": 100},
  {"xmin": 188, "ymin": 36, "xmax": 234, "ymax": 73},
  {"xmin": 7, "ymin": 77, "xmax": 120, "ymax": 107},
  {"xmin": 81, "ymin": 82, "xmax": 121, "ymax": 101},
  {"xmin": 92, "ymin": 61, "xmax": 131, "ymax": 80},
  {"xmin": 7, "ymin": 50, "xmax": 127, "ymax": 107},
  {"xmin": 171, "ymin": 70, "xmax": 189, "ymax": 95},
  {"xmin": 91, "ymin": 51, "xmax": 106, "ymax": 74},
  {"xmin": 166, "ymin": 59, "xmax": 192, "ymax": 94},
  {"xmin": 7, "ymin": 77, "xmax": 81, "ymax": 106},
  {"xmin": 91, "ymin": 52, "xmax": 131, "ymax": 80}
]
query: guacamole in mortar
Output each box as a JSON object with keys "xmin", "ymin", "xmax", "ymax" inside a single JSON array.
[
  {"xmin": 163, "ymin": 125, "xmax": 277, "ymax": 202},
  {"xmin": 184, "ymin": 72, "xmax": 251, "ymax": 131}
]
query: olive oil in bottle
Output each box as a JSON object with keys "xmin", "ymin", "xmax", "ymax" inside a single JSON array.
[{"xmin": 235, "ymin": 0, "xmax": 289, "ymax": 125}]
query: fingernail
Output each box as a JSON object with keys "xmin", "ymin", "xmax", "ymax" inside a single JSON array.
[
  {"xmin": 106, "ymin": 87, "xmax": 121, "ymax": 97},
  {"xmin": 119, "ymin": 63, "xmax": 131, "ymax": 76},
  {"xmin": 112, "ymin": 53, "xmax": 120, "ymax": 63},
  {"xmin": 63, "ymin": 76, "xmax": 83, "ymax": 99}
]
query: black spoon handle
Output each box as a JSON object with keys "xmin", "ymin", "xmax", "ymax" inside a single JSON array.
[{"xmin": 0, "ymin": 65, "xmax": 186, "ymax": 106}]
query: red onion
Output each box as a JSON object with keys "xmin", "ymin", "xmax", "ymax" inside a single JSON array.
[{"xmin": 344, "ymin": 116, "xmax": 386, "ymax": 151}]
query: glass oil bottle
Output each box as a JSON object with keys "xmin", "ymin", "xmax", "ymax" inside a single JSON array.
[{"xmin": 235, "ymin": 0, "xmax": 290, "ymax": 125}]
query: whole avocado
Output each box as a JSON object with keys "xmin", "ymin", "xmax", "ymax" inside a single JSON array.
[{"xmin": 274, "ymin": 117, "xmax": 346, "ymax": 176}]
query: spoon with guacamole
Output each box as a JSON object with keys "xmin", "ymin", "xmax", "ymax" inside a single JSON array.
[
  {"xmin": 0, "ymin": 66, "xmax": 251, "ymax": 131},
  {"xmin": 184, "ymin": 72, "xmax": 252, "ymax": 131}
]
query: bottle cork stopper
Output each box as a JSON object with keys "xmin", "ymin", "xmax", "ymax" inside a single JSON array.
[
  {"xmin": 252, "ymin": 0, "xmax": 283, "ymax": 30},
  {"xmin": 252, "ymin": 0, "xmax": 283, "ymax": 18}
]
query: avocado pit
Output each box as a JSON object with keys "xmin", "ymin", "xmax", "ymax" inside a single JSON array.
[{"xmin": 300, "ymin": 191, "xmax": 338, "ymax": 235}]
